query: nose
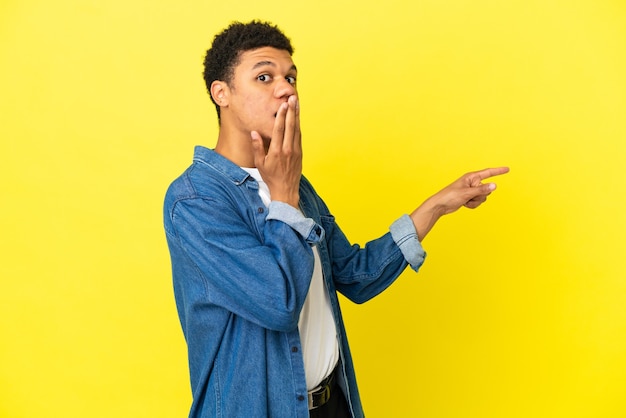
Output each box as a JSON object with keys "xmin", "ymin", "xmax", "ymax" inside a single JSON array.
[{"xmin": 275, "ymin": 77, "xmax": 296, "ymax": 99}]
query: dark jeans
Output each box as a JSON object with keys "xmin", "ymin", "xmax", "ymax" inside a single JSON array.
[{"xmin": 309, "ymin": 385, "xmax": 351, "ymax": 418}]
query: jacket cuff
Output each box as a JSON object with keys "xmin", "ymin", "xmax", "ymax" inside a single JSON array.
[
  {"xmin": 389, "ymin": 214, "xmax": 426, "ymax": 272},
  {"xmin": 266, "ymin": 201, "xmax": 325, "ymax": 243}
]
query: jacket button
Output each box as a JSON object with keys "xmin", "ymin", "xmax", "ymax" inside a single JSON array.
[
  {"xmin": 291, "ymin": 346, "xmax": 298, "ymax": 353},
  {"xmin": 297, "ymin": 395, "xmax": 305, "ymax": 402},
  {"xmin": 258, "ymin": 207, "xmax": 264, "ymax": 213}
]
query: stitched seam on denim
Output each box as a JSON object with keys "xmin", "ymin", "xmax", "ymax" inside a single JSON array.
[
  {"xmin": 170, "ymin": 197, "xmax": 217, "ymax": 300},
  {"xmin": 334, "ymin": 246, "xmax": 404, "ymax": 282}
]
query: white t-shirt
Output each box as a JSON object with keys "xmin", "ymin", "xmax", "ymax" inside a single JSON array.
[{"xmin": 242, "ymin": 168, "xmax": 339, "ymax": 390}]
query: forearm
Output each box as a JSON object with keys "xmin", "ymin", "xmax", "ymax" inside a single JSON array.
[{"xmin": 409, "ymin": 196, "xmax": 445, "ymax": 241}]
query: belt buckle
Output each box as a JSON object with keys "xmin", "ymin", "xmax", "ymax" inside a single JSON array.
[
  {"xmin": 308, "ymin": 368, "xmax": 335, "ymax": 410},
  {"xmin": 308, "ymin": 383, "xmax": 331, "ymax": 410}
]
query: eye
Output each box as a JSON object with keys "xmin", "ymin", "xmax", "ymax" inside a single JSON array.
[
  {"xmin": 257, "ymin": 74, "xmax": 271, "ymax": 82},
  {"xmin": 286, "ymin": 75, "xmax": 297, "ymax": 85}
]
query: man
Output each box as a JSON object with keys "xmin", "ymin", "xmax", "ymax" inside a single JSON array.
[{"xmin": 163, "ymin": 20, "xmax": 508, "ymax": 418}]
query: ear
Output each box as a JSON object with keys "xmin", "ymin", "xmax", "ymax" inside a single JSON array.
[{"xmin": 210, "ymin": 81, "xmax": 230, "ymax": 107}]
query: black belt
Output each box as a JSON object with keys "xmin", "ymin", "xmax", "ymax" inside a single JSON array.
[{"xmin": 308, "ymin": 366, "xmax": 338, "ymax": 410}]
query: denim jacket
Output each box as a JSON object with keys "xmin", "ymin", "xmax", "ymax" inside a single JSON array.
[{"xmin": 163, "ymin": 146, "xmax": 426, "ymax": 417}]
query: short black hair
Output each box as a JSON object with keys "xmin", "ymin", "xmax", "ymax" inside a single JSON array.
[{"xmin": 203, "ymin": 20, "xmax": 294, "ymax": 121}]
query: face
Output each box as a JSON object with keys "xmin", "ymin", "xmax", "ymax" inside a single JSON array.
[{"xmin": 218, "ymin": 47, "xmax": 298, "ymax": 144}]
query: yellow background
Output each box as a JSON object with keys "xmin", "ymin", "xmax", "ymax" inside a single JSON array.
[{"xmin": 1, "ymin": 0, "xmax": 625, "ymax": 417}]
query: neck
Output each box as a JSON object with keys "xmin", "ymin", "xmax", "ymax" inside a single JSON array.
[{"xmin": 214, "ymin": 128, "xmax": 256, "ymax": 168}]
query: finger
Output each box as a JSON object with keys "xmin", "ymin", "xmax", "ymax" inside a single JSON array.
[
  {"xmin": 465, "ymin": 167, "xmax": 508, "ymax": 188},
  {"xmin": 292, "ymin": 96, "xmax": 302, "ymax": 155},
  {"xmin": 270, "ymin": 101, "xmax": 288, "ymax": 153},
  {"xmin": 464, "ymin": 183, "xmax": 496, "ymax": 208},
  {"xmin": 464, "ymin": 196, "xmax": 487, "ymax": 209},
  {"xmin": 474, "ymin": 166, "xmax": 510, "ymax": 182},
  {"xmin": 282, "ymin": 96, "xmax": 297, "ymax": 153}
]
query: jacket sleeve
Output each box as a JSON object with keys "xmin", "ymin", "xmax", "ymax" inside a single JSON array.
[
  {"xmin": 312, "ymin": 198, "xmax": 426, "ymax": 304},
  {"xmin": 168, "ymin": 195, "xmax": 322, "ymax": 332}
]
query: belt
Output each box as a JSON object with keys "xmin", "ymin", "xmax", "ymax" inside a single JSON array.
[{"xmin": 308, "ymin": 366, "xmax": 338, "ymax": 410}]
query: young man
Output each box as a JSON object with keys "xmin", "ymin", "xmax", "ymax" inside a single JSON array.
[{"xmin": 163, "ymin": 20, "xmax": 508, "ymax": 418}]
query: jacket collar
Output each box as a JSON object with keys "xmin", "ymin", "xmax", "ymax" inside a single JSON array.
[{"xmin": 192, "ymin": 145, "xmax": 251, "ymax": 186}]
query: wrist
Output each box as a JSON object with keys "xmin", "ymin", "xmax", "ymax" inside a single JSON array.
[
  {"xmin": 410, "ymin": 199, "xmax": 443, "ymax": 241},
  {"xmin": 271, "ymin": 193, "xmax": 300, "ymax": 209}
]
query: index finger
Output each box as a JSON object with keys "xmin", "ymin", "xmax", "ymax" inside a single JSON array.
[{"xmin": 474, "ymin": 166, "xmax": 510, "ymax": 181}]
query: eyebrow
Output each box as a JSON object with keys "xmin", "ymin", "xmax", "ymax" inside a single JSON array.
[{"xmin": 251, "ymin": 61, "xmax": 297, "ymax": 72}]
